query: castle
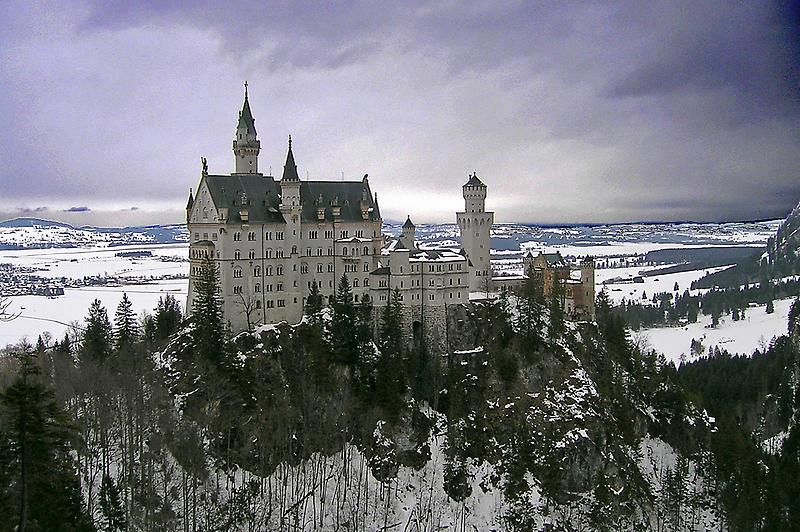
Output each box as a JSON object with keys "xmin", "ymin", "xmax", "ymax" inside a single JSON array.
[{"xmin": 187, "ymin": 87, "xmax": 594, "ymax": 339}]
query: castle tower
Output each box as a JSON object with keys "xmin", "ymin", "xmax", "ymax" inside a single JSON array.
[
  {"xmin": 456, "ymin": 173, "xmax": 494, "ymax": 292},
  {"xmin": 232, "ymin": 82, "xmax": 261, "ymax": 174},
  {"xmin": 581, "ymin": 257, "xmax": 596, "ymax": 319},
  {"xmin": 401, "ymin": 216, "xmax": 416, "ymax": 245},
  {"xmin": 279, "ymin": 136, "xmax": 303, "ymax": 321}
]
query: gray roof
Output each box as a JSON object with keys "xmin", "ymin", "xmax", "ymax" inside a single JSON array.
[
  {"xmin": 542, "ymin": 252, "xmax": 566, "ymax": 267},
  {"xmin": 371, "ymin": 266, "xmax": 390, "ymax": 275},
  {"xmin": 281, "ymin": 143, "xmax": 299, "ymax": 181},
  {"xmin": 464, "ymin": 172, "xmax": 485, "ymax": 187},
  {"xmin": 202, "ymin": 174, "xmax": 380, "ymax": 224},
  {"xmin": 237, "ymin": 94, "xmax": 256, "ymax": 135},
  {"xmin": 403, "ymin": 216, "xmax": 415, "ymax": 228}
]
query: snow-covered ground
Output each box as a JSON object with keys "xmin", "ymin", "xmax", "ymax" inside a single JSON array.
[
  {"xmin": 0, "ymin": 280, "xmax": 187, "ymax": 345},
  {"xmin": 0, "ymin": 243, "xmax": 189, "ymax": 347},
  {"xmin": 597, "ymin": 265, "xmax": 732, "ymax": 305},
  {"xmin": 639, "ymin": 297, "xmax": 796, "ymax": 364}
]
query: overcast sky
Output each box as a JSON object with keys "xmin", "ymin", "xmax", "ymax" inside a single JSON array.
[{"xmin": 1, "ymin": 1, "xmax": 799, "ymax": 226}]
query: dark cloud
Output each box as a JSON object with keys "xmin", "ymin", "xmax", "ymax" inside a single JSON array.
[
  {"xmin": 0, "ymin": 0, "xmax": 798, "ymax": 225},
  {"xmin": 63, "ymin": 206, "xmax": 91, "ymax": 213}
]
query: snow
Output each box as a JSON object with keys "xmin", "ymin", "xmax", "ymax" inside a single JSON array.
[
  {"xmin": 598, "ymin": 265, "xmax": 732, "ymax": 305},
  {"xmin": 640, "ymin": 297, "xmax": 796, "ymax": 364}
]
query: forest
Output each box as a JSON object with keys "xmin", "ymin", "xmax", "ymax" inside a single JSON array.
[{"xmin": 0, "ymin": 254, "xmax": 797, "ymax": 530}]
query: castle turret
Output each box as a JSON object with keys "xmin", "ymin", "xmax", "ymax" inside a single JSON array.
[
  {"xmin": 279, "ymin": 136, "xmax": 302, "ymax": 317},
  {"xmin": 401, "ymin": 216, "xmax": 416, "ymax": 244},
  {"xmin": 456, "ymin": 173, "xmax": 494, "ymax": 292},
  {"xmin": 232, "ymin": 82, "xmax": 261, "ymax": 174},
  {"xmin": 581, "ymin": 257, "xmax": 596, "ymax": 319}
]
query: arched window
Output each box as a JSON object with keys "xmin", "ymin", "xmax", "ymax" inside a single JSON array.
[
  {"xmin": 254, "ymin": 266, "xmax": 261, "ymax": 276},
  {"xmin": 233, "ymin": 267, "xmax": 242, "ymax": 278},
  {"xmin": 255, "ymin": 283, "xmax": 261, "ymax": 293},
  {"xmin": 256, "ymin": 300, "xmax": 262, "ymax": 309},
  {"xmin": 266, "ymin": 265, "xmax": 273, "ymax": 276},
  {"xmin": 234, "ymin": 249, "xmax": 241, "ymax": 260}
]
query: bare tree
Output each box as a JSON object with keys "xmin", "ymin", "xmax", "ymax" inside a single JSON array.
[
  {"xmin": 1, "ymin": 292, "xmax": 20, "ymax": 322},
  {"xmin": 235, "ymin": 293, "xmax": 262, "ymax": 332}
]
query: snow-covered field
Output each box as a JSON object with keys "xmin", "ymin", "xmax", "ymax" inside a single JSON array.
[
  {"xmin": 1, "ymin": 243, "xmax": 188, "ymax": 346},
  {"xmin": 639, "ymin": 297, "xmax": 795, "ymax": 364},
  {"xmin": 597, "ymin": 265, "xmax": 732, "ymax": 305}
]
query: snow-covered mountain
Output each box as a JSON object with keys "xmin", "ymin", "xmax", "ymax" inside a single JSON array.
[{"xmin": 0, "ymin": 217, "xmax": 188, "ymax": 250}]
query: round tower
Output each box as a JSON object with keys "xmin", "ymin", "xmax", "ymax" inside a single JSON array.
[
  {"xmin": 456, "ymin": 173, "xmax": 494, "ymax": 293},
  {"xmin": 401, "ymin": 216, "xmax": 416, "ymax": 244},
  {"xmin": 232, "ymin": 82, "xmax": 261, "ymax": 174}
]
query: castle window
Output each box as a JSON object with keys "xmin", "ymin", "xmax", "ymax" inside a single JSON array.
[
  {"xmin": 364, "ymin": 278, "xmax": 369, "ymax": 287},
  {"xmin": 267, "ymin": 300, "xmax": 275, "ymax": 308},
  {"xmin": 308, "ymin": 230, "xmax": 318, "ymax": 239},
  {"xmin": 234, "ymin": 232, "xmax": 241, "ymax": 241},
  {"xmin": 364, "ymin": 263, "xmax": 369, "ymax": 272},
  {"xmin": 233, "ymin": 286, "xmax": 242, "ymax": 294},
  {"xmin": 317, "ymin": 264, "xmax": 323, "ymax": 273},
  {"xmin": 265, "ymin": 249, "xmax": 273, "ymax": 259},
  {"xmin": 276, "ymin": 231, "xmax": 284, "ymax": 240},
  {"xmin": 233, "ymin": 267, "xmax": 242, "ymax": 278},
  {"xmin": 363, "ymin": 246, "xmax": 369, "ymax": 255},
  {"xmin": 317, "ymin": 248, "xmax": 323, "ymax": 256},
  {"xmin": 301, "ymin": 264, "xmax": 308, "ymax": 274},
  {"xmin": 266, "ymin": 284, "xmax": 273, "ymax": 292},
  {"xmin": 265, "ymin": 266, "xmax": 273, "ymax": 276},
  {"xmin": 234, "ymin": 250, "xmax": 241, "ymax": 260},
  {"xmin": 340, "ymin": 230, "xmax": 348, "ymax": 239},
  {"xmin": 354, "ymin": 294, "xmax": 359, "ymax": 302},
  {"xmin": 355, "ymin": 230, "xmax": 364, "ymax": 238},
  {"xmin": 277, "ymin": 283, "xmax": 283, "ymax": 291},
  {"xmin": 256, "ymin": 300, "xmax": 262, "ymax": 309},
  {"xmin": 328, "ymin": 263, "xmax": 334, "ymax": 272},
  {"xmin": 306, "ymin": 248, "xmax": 311, "ymax": 257},
  {"xmin": 353, "ymin": 279, "xmax": 359, "ymax": 287},
  {"xmin": 278, "ymin": 299, "xmax": 285, "ymax": 307},
  {"xmin": 249, "ymin": 249, "xmax": 256, "ymax": 259},
  {"xmin": 325, "ymin": 230, "xmax": 334, "ymax": 239},
  {"xmin": 255, "ymin": 283, "xmax": 261, "ymax": 293},
  {"xmin": 254, "ymin": 266, "xmax": 261, "ymax": 276},
  {"xmin": 400, "ymin": 266, "xmax": 403, "ymax": 273},
  {"xmin": 248, "ymin": 232, "xmax": 255, "ymax": 241},
  {"xmin": 328, "ymin": 248, "xmax": 333, "ymax": 256},
  {"xmin": 429, "ymin": 294, "xmax": 435, "ymax": 300},
  {"xmin": 343, "ymin": 247, "xmax": 348, "ymax": 256},
  {"xmin": 276, "ymin": 266, "xmax": 283, "ymax": 275},
  {"xmin": 194, "ymin": 233, "xmax": 199, "ymax": 240}
]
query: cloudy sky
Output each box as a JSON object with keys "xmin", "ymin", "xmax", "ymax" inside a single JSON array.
[{"xmin": 1, "ymin": 1, "xmax": 798, "ymax": 226}]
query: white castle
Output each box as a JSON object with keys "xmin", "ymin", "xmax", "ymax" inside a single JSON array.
[{"xmin": 187, "ymin": 87, "xmax": 594, "ymax": 342}]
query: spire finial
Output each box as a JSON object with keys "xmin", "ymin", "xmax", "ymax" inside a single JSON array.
[
  {"xmin": 288, "ymin": 134, "xmax": 292, "ymax": 149},
  {"xmin": 244, "ymin": 80, "xmax": 248, "ymax": 99}
]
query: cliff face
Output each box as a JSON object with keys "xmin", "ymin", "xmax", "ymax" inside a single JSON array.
[{"xmin": 150, "ymin": 297, "xmax": 725, "ymax": 530}]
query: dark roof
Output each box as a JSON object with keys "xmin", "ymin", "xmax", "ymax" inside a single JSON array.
[
  {"xmin": 542, "ymin": 252, "xmax": 566, "ymax": 267},
  {"xmin": 403, "ymin": 216, "xmax": 415, "ymax": 229},
  {"xmin": 299, "ymin": 180, "xmax": 380, "ymax": 223},
  {"xmin": 371, "ymin": 266, "xmax": 390, "ymax": 275},
  {"xmin": 186, "ymin": 189, "xmax": 194, "ymax": 210},
  {"xmin": 464, "ymin": 172, "xmax": 485, "ymax": 187},
  {"xmin": 202, "ymin": 174, "xmax": 380, "ymax": 224},
  {"xmin": 237, "ymin": 93, "xmax": 256, "ymax": 135},
  {"xmin": 282, "ymin": 142, "xmax": 299, "ymax": 182},
  {"xmin": 204, "ymin": 174, "xmax": 284, "ymax": 224}
]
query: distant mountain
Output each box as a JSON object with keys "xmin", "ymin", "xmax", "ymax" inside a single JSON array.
[{"xmin": 0, "ymin": 217, "xmax": 188, "ymax": 250}]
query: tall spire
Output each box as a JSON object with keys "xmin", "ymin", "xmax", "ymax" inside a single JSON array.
[
  {"xmin": 233, "ymin": 82, "xmax": 260, "ymax": 173},
  {"xmin": 281, "ymin": 135, "xmax": 299, "ymax": 181}
]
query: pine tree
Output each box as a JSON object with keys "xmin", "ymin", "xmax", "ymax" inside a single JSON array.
[
  {"xmin": 766, "ymin": 298, "xmax": 775, "ymax": 315},
  {"xmin": 114, "ymin": 292, "xmax": 139, "ymax": 350},
  {"xmin": 331, "ymin": 274, "xmax": 358, "ymax": 366},
  {"xmin": 305, "ymin": 280, "xmax": 324, "ymax": 319},
  {"xmin": 788, "ymin": 298, "xmax": 800, "ymax": 337},
  {"xmin": 153, "ymin": 294, "xmax": 182, "ymax": 342},
  {"xmin": 83, "ymin": 298, "xmax": 112, "ymax": 363},
  {"xmin": 99, "ymin": 473, "xmax": 126, "ymax": 531},
  {"xmin": 0, "ymin": 348, "xmax": 92, "ymax": 531},
  {"xmin": 549, "ymin": 274, "xmax": 564, "ymax": 339},
  {"xmin": 191, "ymin": 255, "xmax": 226, "ymax": 368}
]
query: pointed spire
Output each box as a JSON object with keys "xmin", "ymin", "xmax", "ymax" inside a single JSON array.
[
  {"xmin": 237, "ymin": 81, "xmax": 256, "ymax": 134},
  {"xmin": 281, "ymin": 135, "xmax": 299, "ymax": 181},
  {"xmin": 403, "ymin": 215, "xmax": 415, "ymax": 228},
  {"xmin": 186, "ymin": 188, "xmax": 194, "ymax": 210}
]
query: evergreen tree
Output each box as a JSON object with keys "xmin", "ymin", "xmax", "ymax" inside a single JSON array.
[
  {"xmin": 305, "ymin": 281, "xmax": 324, "ymax": 319},
  {"xmin": 548, "ymin": 274, "xmax": 564, "ymax": 339},
  {"xmin": 114, "ymin": 292, "xmax": 139, "ymax": 350},
  {"xmin": 153, "ymin": 294, "xmax": 182, "ymax": 342},
  {"xmin": 766, "ymin": 298, "xmax": 775, "ymax": 314},
  {"xmin": 98, "ymin": 473, "xmax": 126, "ymax": 531},
  {"xmin": 331, "ymin": 274, "xmax": 359, "ymax": 366},
  {"xmin": 82, "ymin": 299, "xmax": 112, "ymax": 363},
  {"xmin": 191, "ymin": 255, "xmax": 226, "ymax": 368},
  {"xmin": 0, "ymin": 348, "xmax": 92, "ymax": 531},
  {"xmin": 788, "ymin": 297, "xmax": 800, "ymax": 337}
]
